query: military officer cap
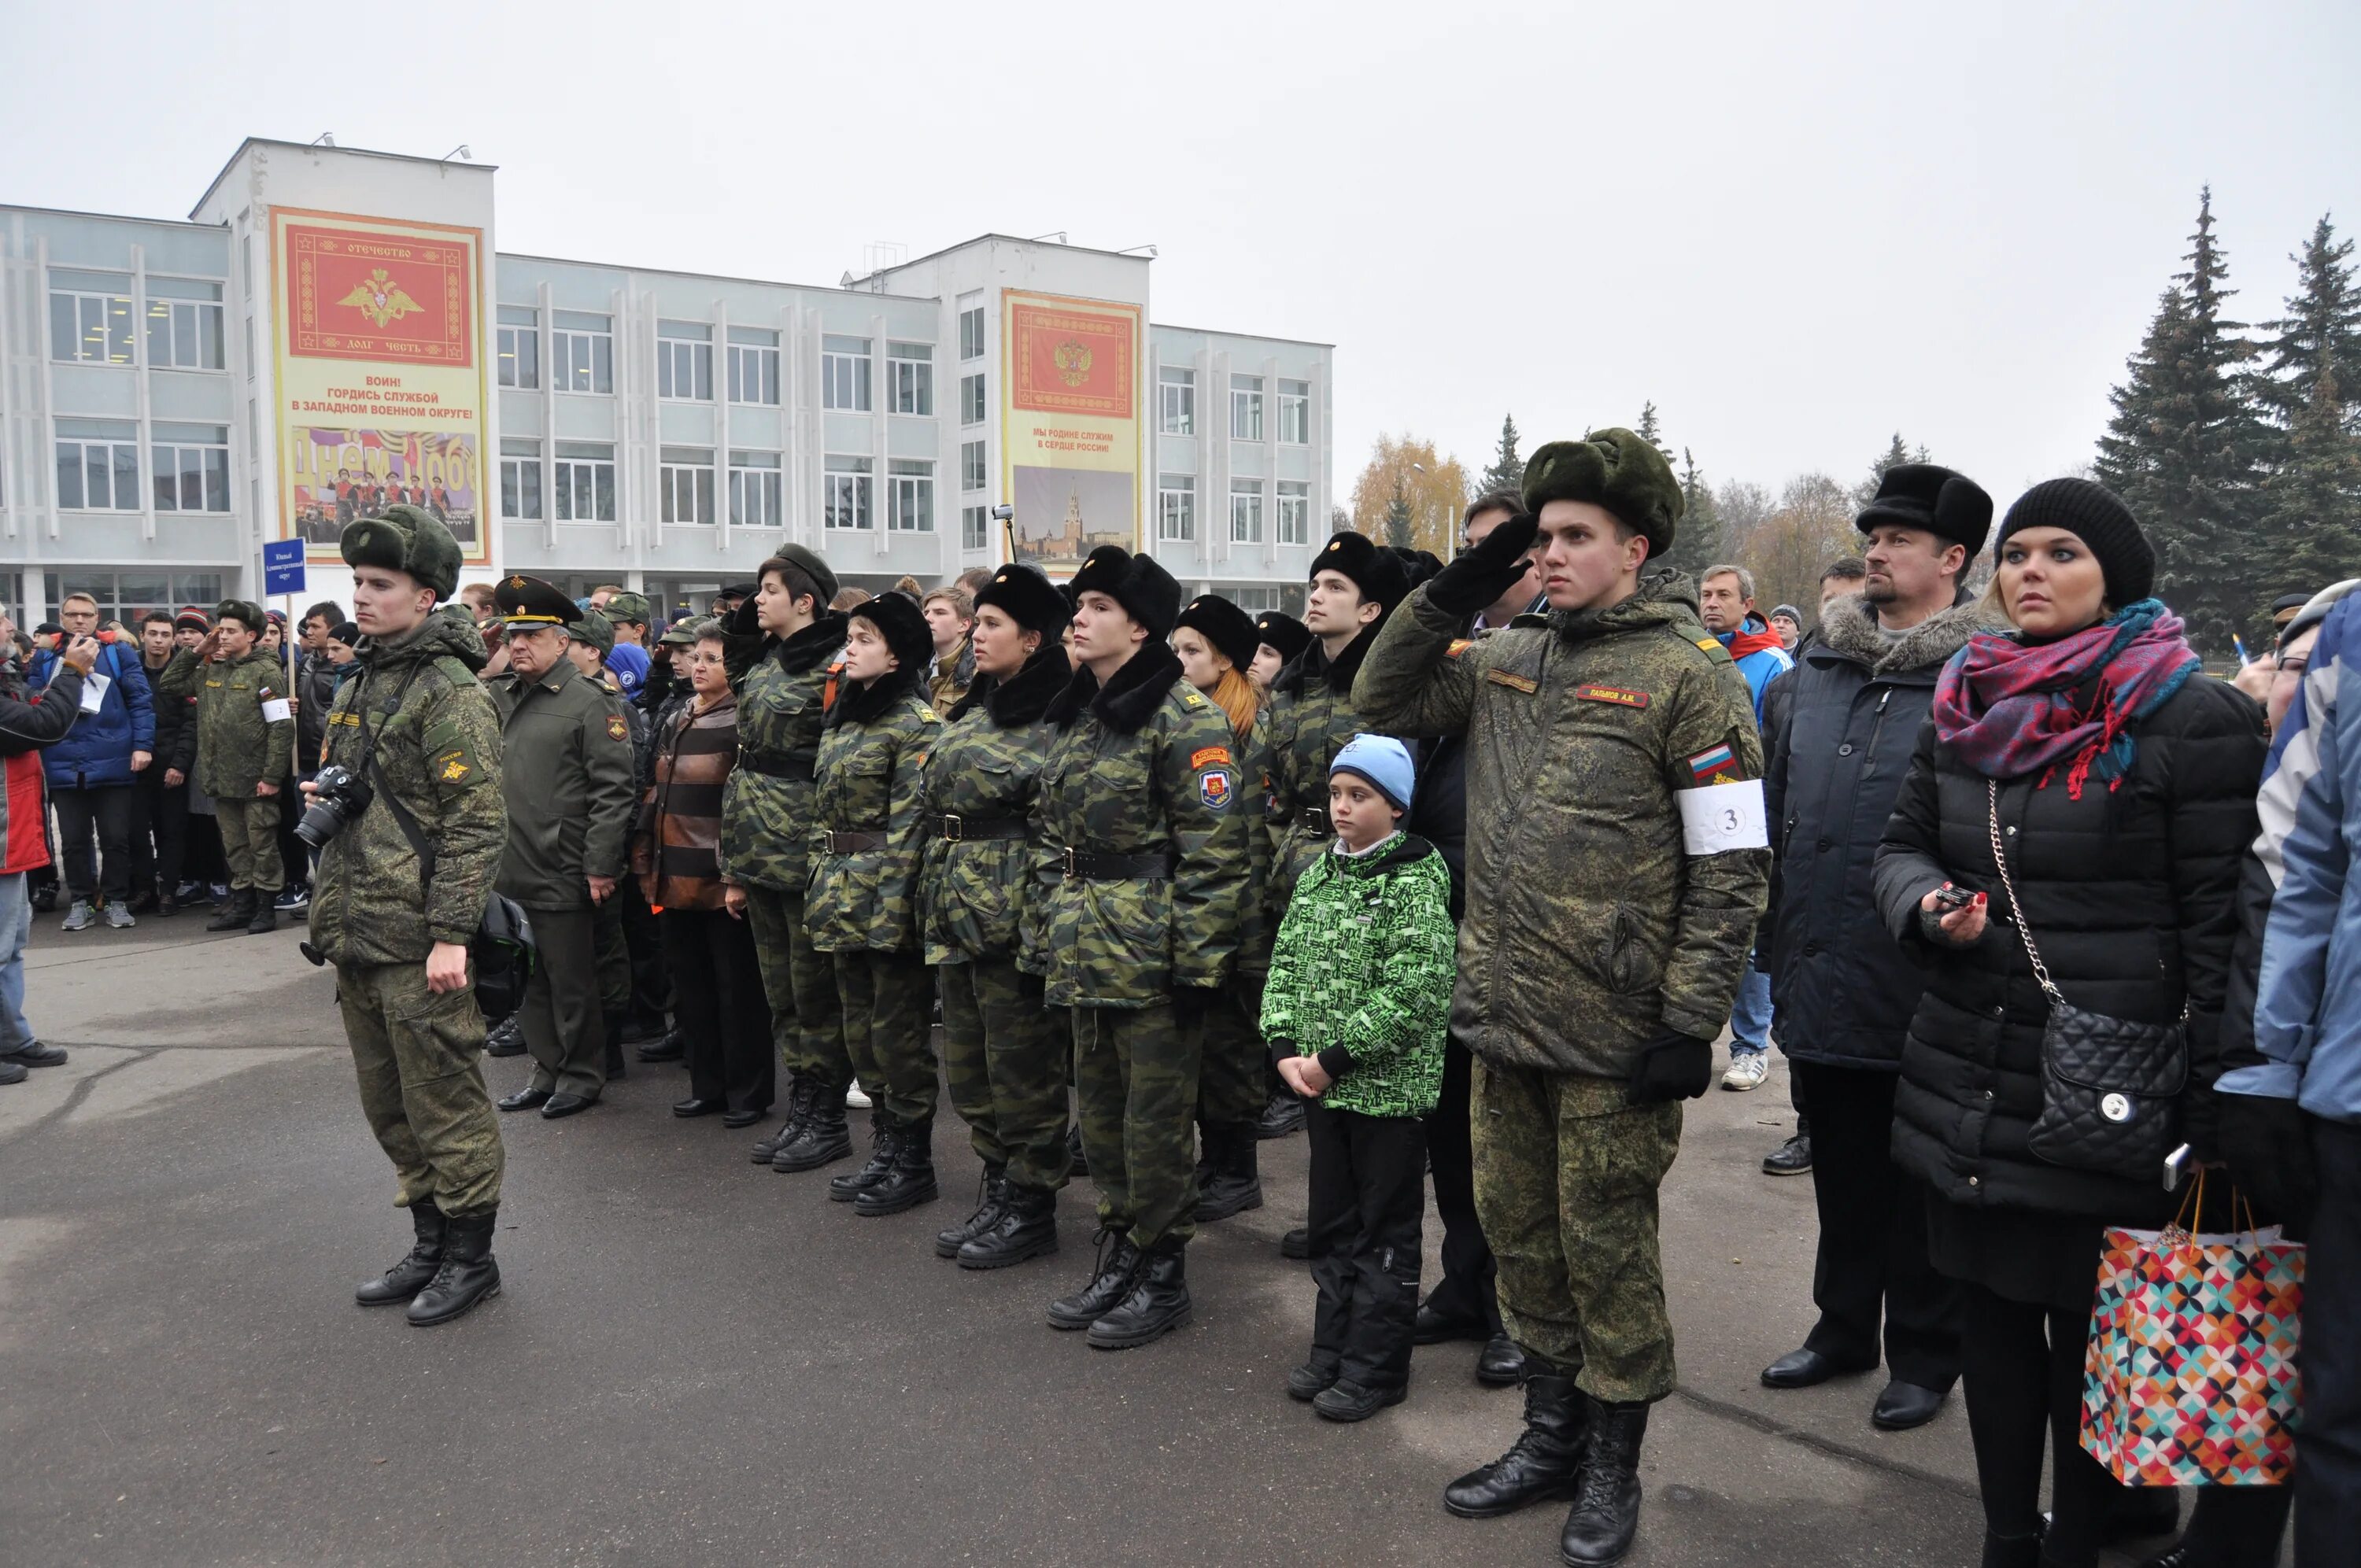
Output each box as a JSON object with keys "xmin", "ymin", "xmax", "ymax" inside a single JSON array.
[
  {"xmin": 339, "ymin": 502, "xmax": 464, "ymax": 600},
  {"xmin": 1522, "ymin": 429, "xmax": 1684, "ymax": 555},
  {"xmin": 214, "ymin": 598, "xmax": 268, "ymax": 633},
  {"xmin": 601, "ymin": 591, "xmax": 651, "ymax": 627},
  {"xmin": 1070, "ymin": 546, "xmax": 1184, "ymax": 640},
  {"xmin": 492, "ymin": 574, "xmax": 582, "ymax": 633},
  {"xmin": 573, "ymin": 608, "xmax": 616, "ymax": 655},
  {"xmin": 1174, "ymin": 593, "xmax": 1260, "ymax": 673},
  {"xmin": 1254, "ymin": 609, "xmax": 1313, "ymax": 667},
  {"xmin": 759, "ymin": 544, "xmax": 840, "ymax": 608},
  {"xmin": 1310, "ymin": 530, "xmax": 1411, "ymax": 617},
  {"xmin": 972, "ymin": 561, "xmax": 1070, "ymax": 636}
]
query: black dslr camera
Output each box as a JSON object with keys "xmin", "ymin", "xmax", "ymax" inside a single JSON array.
[{"xmin": 295, "ymin": 763, "xmax": 374, "ymax": 850}]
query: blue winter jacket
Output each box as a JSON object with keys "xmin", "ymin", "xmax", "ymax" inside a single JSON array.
[
  {"xmin": 2219, "ymin": 592, "xmax": 2361, "ymax": 1125},
  {"xmin": 28, "ymin": 638, "xmax": 153, "ymax": 788},
  {"xmin": 1716, "ymin": 618, "xmax": 1794, "ymax": 721}
]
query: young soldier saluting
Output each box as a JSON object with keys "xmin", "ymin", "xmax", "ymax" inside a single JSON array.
[
  {"xmin": 156, "ymin": 600, "xmax": 296, "ymax": 934},
  {"xmin": 1036, "ymin": 548, "xmax": 1248, "ymax": 1350},
  {"xmin": 1355, "ymin": 430, "xmax": 1770, "ymax": 1566}
]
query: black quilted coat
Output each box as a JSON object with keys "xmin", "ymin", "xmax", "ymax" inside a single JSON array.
[{"xmin": 1871, "ymin": 673, "xmax": 2265, "ymax": 1223}]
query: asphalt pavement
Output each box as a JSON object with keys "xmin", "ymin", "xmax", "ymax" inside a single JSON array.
[{"xmin": 2, "ymin": 913, "xmax": 2188, "ymax": 1567}]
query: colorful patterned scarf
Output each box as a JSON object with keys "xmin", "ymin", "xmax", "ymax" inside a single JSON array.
[{"xmin": 1931, "ymin": 599, "xmax": 2200, "ymax": 797}]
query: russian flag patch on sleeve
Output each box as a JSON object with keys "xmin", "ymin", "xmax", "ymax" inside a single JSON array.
[{"xmin": 1687, "ymin": 743, "xmax": 1737, "ymax": 784}]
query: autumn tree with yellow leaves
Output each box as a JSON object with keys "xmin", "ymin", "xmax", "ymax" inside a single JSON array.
[{"xmin": 1348, "ymin": 435, "xmax": 1471, "ymax": 557}]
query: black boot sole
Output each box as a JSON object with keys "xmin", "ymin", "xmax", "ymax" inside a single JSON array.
[
  {"xmin": 778, "ymin": 1137, "xmax": 855, "ymax": 1175},
  {"xmin": 957, "ymin": 1231, "xmax": 1059, "ymax": 1271},
  {"xmin": 854, "ymin": 1176, "xmax": 939, "ymax": 1217},
  {"xmin": 1314, "ymin": 1385, "xmax": 1409, "ymax": 1423},
  {"xmin": 1087, "ymin": 1301, "xmax": 1191, "ymax": 1350},
  {"xmin": 1192, "ymin": 1186, "xmax": 1265, "ymax": 1223},
  {"xmin": 407, "ymin": 1277, "xmax": 501, "ymax": 1328},
  {"xmin": 1441, "ymin": 1478, "xmax": 1582, "ymax": 1521}
]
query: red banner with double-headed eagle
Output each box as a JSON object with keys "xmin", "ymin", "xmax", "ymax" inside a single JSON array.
[{"xmin": 284, "ymin": 223, "xmax": 474, "ymax": 366}]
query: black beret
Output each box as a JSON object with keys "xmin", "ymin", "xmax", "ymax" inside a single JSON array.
[
  {"xmin": 973, "ymin": 561, "xmax": 1070, "ymax": 636},
  {"xmin": 1522, "ymin": 429, "xmax": 1683, "ymax": 554},
  {"xmin": 492, "ymin": 574, "xmax": 583, "ymax": 629},
  {"xmin": 339, "ymin": 503, "xmax": 463, "ymax": 600},
  {"xmin": 1856, "ymin": 463, "xmax": 1994, "ymax": 554},
  {"xmin": 1175, "ymin": 594, "xmax": 1260, "ymax": 673},
  {"xmin": 1309, "ymin": 530, "xmax": 1411, "ymax": 615},
  {"xmin": 1070, "ymin": 546, "xmax": 1183, "ymax": 640},
  {"xmin": 1254, "ymin": 610, "xmax": 1313, "ymax": 666},
  {"xmin": 848, "ymin": 588, "xmax": 934, "ymax": 679}
]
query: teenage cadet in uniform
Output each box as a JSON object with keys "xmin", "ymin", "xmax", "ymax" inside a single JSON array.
[
  {"xmin": 922, "ymin": 563, "xmax": 1073, "ymax": 1267},
  {"xmin": 1356, "ymin": 430, "xmax": 1769, "ymax": 1565},
  {"xmin": 809, "ymin": 592, "xmax": 943, "ymax": 1216},
  {"xmin": 720, "ymin": 546, "xmax": 856, "ymax": 1173},
  {"xmin": 1250, "ymin": 610, "xmax": 1312, "ymax": 695},
  {"xmin": 1036, "ymin": 548, "xmax": 1249, "ymax": 1350},
  {"xmin": 485, "ymin": 577, "xmax": 638, "ymax": 1120},
  {"xmin": 309, "ymin": 504, "xmax": 510, "ymax": 1326},
  {"xmin": 155, "ymin": 600, "xmax": 295, "ymax": 935}
]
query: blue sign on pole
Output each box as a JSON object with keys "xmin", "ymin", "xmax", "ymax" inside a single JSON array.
[{"xmin": 262, "ymin": 539, "xmax": 307, "ymax": 599}]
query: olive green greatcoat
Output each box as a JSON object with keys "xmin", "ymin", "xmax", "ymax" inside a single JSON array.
[{"xmin": 486, "ymin": 657, "xmax": 638, "ymax": 912}]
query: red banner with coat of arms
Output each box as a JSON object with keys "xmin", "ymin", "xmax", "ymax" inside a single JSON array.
[{"xmin": 284, "ymin": 223, "xmax": 474, "ymax": 366}]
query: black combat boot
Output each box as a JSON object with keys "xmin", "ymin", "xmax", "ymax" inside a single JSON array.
[
  {"xmin": 753, "ymin": 1076, "xmax": 812, "ymax": 1164},
  {"xmin": 205, "ymin": 890, "xmax": 254, "ymax": 933},
  {"xmin": 855, "ymin": 1118, "xmax": 939, "ymax": 1216},
  {"xmin": 354, "ymin": 1200, "xmax": 445, "ymax": 1306},
  {"xmin": 935, "ymin": 1165, "xmax": 1007, "ymax": 1257},
  {"xmin": 1193, "ymin": 1124, "xmax": 1264, "ymax": 1222},
  {"xmin": 827, "ymin": 1117, "xmax": 897, "ymax": 1201},
  {"xmin": 778, "ymin": 1083, "xmax": 855, "ymax": 1173},
  {"xmin": 1255, "ymin": 1088, "xmax": 1305, "ymax": 1138},
  {"xmin": 958, "ymin": 1184, "xmax": 1059, "ymax": 1270},
  {"xmin": 245, "ymin": 893, "xmax": 278, "ymax": 935},
  {"xmin": 1557, "ymin": 1399, "xmax": 1650, "ymax": 1566},
  {"xmin": 1442, "ymin": 1373, "xmax": 1589, "ymax": 1518},
  {"xmin": 405, "ymin": 1209, "xmax": 501, "ymax": 1326},
  {"xmin": 483, "ymin": 1015, "xmax": 526, "ymax": 1057},
  {"xmin": 1086, "ymin": 1239, "xmax": 1192, "ymax": 1349},
  {"xmin": 1047, "ymin": 1230, "xmax": 1141, "ymax": 1330}
]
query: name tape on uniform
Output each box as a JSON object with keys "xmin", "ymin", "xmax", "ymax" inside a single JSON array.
[
  {"xmin": 1677, "ymin": 778, "xmax": 1769, "ymax": 856},
  {"xmin": 260, "ymin": 697, "xmax": 293, "ymax": 723}
]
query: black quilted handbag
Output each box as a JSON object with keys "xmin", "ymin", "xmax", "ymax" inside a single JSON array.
[{"xmin": 1987, "ymin": 780, "xmax": 2187, "ymax": 1179}]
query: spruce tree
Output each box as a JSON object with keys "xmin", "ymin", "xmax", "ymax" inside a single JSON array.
[
  {"xmin": 1478, "ymin": 414, "xmax": 1523, "ymax": 499},
  {"xmin": 2252, "ymin": 216, "xmax": 2361, "ymax": 585},
  {"xmin": 1661, "ymin": 448, "xmax": 1726, "ymax": 577},
  {"xmin": 1637, "ymin": 401, "xmax": 1670, "ymax": 461},
  {"xmin": 2254, "ymin": 215, "xmax": 2361, "ymax": 433},
  {"xmin": 1852, "ymin": 433, "xmax": 1931, "ymax": 509},
  {"xmin": 2264, "ymin": 367, "xmax": 2361, "ymax": 585},
  {"xmin": 1383, "ymin": 474, "xmax": 1415, "ymax": 550}
]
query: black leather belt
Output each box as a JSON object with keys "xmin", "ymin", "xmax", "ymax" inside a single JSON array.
[
  {"xmin": 741, "ymin": 752, "xmax": 815, "ymax": 780},
  {"xmin": 822, "ymin": 830, "xmax": 886, "ymax": 854},
  {"xmin": 1059, "ymin": 846, "xmax": 1176, "ymax": 880},
  {"xmin": 1295, "ymin": 806, "xmax": 1332, "ymax": 833},
  {"xmin": 933, "ymin": 814, "xmax": 1029, "ymax": 843}
]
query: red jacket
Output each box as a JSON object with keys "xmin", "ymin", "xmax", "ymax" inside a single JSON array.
[{"xmin": 2, "ymin": 662, "xmax": 86, "ymax": 874}]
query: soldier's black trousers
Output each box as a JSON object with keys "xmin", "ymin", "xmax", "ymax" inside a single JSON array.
[
  {"xmin": 1305, "ymin": 1100, "xmax": 1425, "ymax": 1392},
  {"xmin": 940, "ymin": 956, "xmax": 1069, "ymax": 1191},
  {"xmin": 1195, "ymin": 970, "xmax": 1266, "ymax": 1133},
  {"xmin": 663, "ymin": 907, "xmax": 774, "ymax": 1116},
  {"xmin": 833, "ymin": 948, "xmax": 937, "ymax": 1127},
  {"xmin": 520, "ymin": 906, "xmax": 606, "ymax": 1099},
  {"xmin": 1421, "ymin": 1035, "xmax": 1503, "ymax": 1334}
]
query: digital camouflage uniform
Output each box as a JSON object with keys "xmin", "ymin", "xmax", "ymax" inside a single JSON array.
[
  {"xmin": 307, "ymin": 611, "xmax": 508, "ymax": 1217},
  {"xmin": 1262, "ymin": 635, "xmax": 1381, "ymax": 916},
  {"xmin": 156, "ymin": 642, "xmax": 296, "ymax": 894},
  {"xmin": 1032, "ymin": 647, "xmax": 1250, "ymax": 1251},
  {"xmin": 1354, "ymin": 569, "xmax": 1770, "ymax": 1402}
]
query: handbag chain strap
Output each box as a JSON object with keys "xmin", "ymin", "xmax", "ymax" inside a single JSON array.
[{"xmin": 1985, "ymin": 778, "xmax": 2066, "ymax": 1005}]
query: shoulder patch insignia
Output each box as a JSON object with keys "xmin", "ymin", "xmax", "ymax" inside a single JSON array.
[
  {"xmin": 1484, "ymin": 669, "xmax": 1539, "ymax": 694},
  {"xmin": 605, "ymin": 714, "xmax": 629, "ymax": 742},
  {"xmin": 1189, "ymin": 745, "xmax": 1232, "ymax": 769},
  {"xmin": 1180, "ymin": 689, "xmax": 1209, "ymax": 709},
  {"xmin": 1696, "ymin": 637, "xmax": 1720, "ymax": 654},
  {"xmin": 1199, "ymin": 768, "xmax": 1232, "ymax": 810},
  {"xmin": 917, "ymin": 706, "xmax": 938, "ymax": 724},
  {"xmin": 1445, "ymin": 638, "xmax": 1475, "ymax": 659},
  {"xmin": 435, "ymin": 748, "xmax": 471, "ymax": 783},
  {"xmin": 1575, "ymin": 685, "xmax": 1650, "ymax": 709},
  {"xmin": 1687, "ymin": 742, "xmax": 1738, "ymax": 785}
]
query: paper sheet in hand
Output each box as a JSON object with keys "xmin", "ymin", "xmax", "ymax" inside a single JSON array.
[{"xmin": 79, "ymin": 671, "xmax": 109, "ymax": 714}]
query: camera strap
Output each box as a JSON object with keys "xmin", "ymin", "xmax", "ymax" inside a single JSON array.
[{"xmin": 332, "ymin": 659, "xmax": 429, "ymax": 880}]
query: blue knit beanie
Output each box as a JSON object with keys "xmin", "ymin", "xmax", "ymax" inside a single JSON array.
[{"xmin": 1330, "ymin": 734, "xmax": 1415, "ymax": 814}]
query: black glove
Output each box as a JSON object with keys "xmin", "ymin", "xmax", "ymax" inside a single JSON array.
[
  {"xmin": 1425, "ymin": 512, "xmax": 1540, "ymax": 618},
  {"xmin": 1171, "ymin": 986, "xmax": 1214, "ymax": 1030},
  {"xmin": 2217, "ymin": 1092, "xmax": 2319, "ymax": 1232},
  {"xmin": 723, "ymin": 596, "xmax": 762, "ymax": 637},
  {"xmin": 1625, "ymin": 1031, "xmax": 1715, "ymax": 1105}
]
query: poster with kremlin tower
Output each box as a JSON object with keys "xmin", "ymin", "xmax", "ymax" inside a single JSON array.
[{"xmin": 1002, "ymin": 289, "xmax": 1142, "ymax": 572}]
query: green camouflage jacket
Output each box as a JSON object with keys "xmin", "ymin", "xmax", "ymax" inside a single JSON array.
[
  {"xmin": 720, "ymin": 613, "xmax": 848, "ymax": 893},
  {"xmin": 918, "ymin": 646, "xmax": 1067, "ymax": 966},
  {"xmin": 307, "ymin": 612, "xmax": 507, "ymax": 966},
  {"xmin": 1262, "ymin": 832, "xmax": 1457, "ymax": 1118},
  {"xmin": 1029, "ymin": 644, "xmax": 1251, "ymax": 1008},
  {"xmin": 156, "ymin": 647, "xmax": 295, "ymax": 799},
  {"xmin": 1262, "ymin": 625, "xmax": 1383, "ymax": 922},
  {"xmin": 1232, "ymin": 710, "xmax": 1276, "ymax": 969},
  {"xmin": 486, "ymin": 657, "xmax": 639, "ymax": 911},
  {"xmin": 805, "ymin": 677, "xmax": 939, "ymax": 953},
  {"xmin": 1354, "ymin": 569, "xmax": 1771, "ymax": 1079}
]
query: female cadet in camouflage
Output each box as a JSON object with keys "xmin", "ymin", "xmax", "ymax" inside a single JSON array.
[
  {"xmin": 718, "ymin": 547, "xmax": 855, "ymax": 1175},
  {"xmin": 918, "ymin": 563, "xmax": 1073, "ymax": 1270},
  {"xmin": 807, "ymin": 592, "xmax": 944, "ymax": 1218},
  {"xmin": 154, "ymin": 600, "xmax": 297, "ymax": 935},
  {"xmin": 1033, "ymin": 548, "xmax": 1249, "ymax": 1351},
  {"xmin": 1170, "ymin": 592, "xmax": 1274, "ymax": 1223}
]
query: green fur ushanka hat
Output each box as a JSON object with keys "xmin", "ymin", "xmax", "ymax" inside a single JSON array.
[{"xmin": 1521, "ymin": 428, "xmax": 1684, "ymax": 555}]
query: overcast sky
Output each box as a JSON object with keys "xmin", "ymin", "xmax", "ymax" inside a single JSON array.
[{"xmin": 7, "ymin": 1, "xmax": 2355, "ymax": 510}]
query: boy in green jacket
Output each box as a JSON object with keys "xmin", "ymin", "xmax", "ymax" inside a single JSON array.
[{"xmin": 1263, "ymin": 733, "xmax": 1454, "ymax": 1422}]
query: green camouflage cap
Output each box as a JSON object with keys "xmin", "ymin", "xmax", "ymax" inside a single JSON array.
[
  {"xmin": 601, "ymin": 591, "xmax": 651, "ymax": 626},
  {"xmin": 573, "ymin": 607, "xmax": 616, "ymax": 654},
  {"xmin": 338, "ymin": 504, "xmax": 464, "ymax": 600}
]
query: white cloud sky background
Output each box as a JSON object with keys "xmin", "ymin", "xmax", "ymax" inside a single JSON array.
[{"xmin": 7, "ymin": 0, "xmax": 2355, "ymax": 509}]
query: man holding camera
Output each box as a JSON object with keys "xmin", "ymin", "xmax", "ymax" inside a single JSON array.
[{"xmin": 307, "ymin": 504, "xmax": 510, "ymax": 1327}]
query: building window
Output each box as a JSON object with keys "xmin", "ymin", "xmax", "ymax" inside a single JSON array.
[
  {"xmin": 151, "ymin": 424, "xmax": 231, "ymax": 513},
  {"xmin": 660, "ymin": 446, "xmax": 717, "ymax": 525},
  {"xmin": 961, "ymin": 439, "xmax": 987, "ymax": 493},
  {"xmin": 1229, "ymin": 481, "xmax": 1264, "ymax": 544},
  {"xmin": 824, "ymin": 456, "xmax": 873, "ymax": 529},
  {"xmin": 1158, "ymin": 474, "xmax": 1195, "ymax": 542},
  {"xmin": 822, "ymin": 335, "xmax": 872, "ymax": 411},
  {"xmin": 1276, "ymin": 480, "xmax": 1310, "ymax": 545},
  {"xmin": 500, "ymin": 437, "xmax": 543, "ymax": 520},
  {"xmin": 1224, "ymin": 585, "xmax": 1284, "ymax": 612},
  {"xmin": 146, "ymin": 280, "xmax": 226, "ymax": 370},
  {"xmin": 729, "ymin": 451, "xmax": 783, "ymax": 529},
  {"xmin": 959, "ymin": 305, "xmax": 985, "ymax": 360},
  {"xmin": 552, "ymin": 312, "xmax": 615, "ymax": 394},
  {"xmin": 888, "ymin": 341, "xmax": 933, "ymax": 415},
  {"xmin": 959, "ymin": 372, "xmax": 986, "ymax": 426},
  {"xmin": 1231, "ymin": 374, "xmax": 1263, "ymax": 441},
  {"xmin": 1158, "ymin": 367, "xmax": 1194, "ymax": 436},
  {"xmin": 657, "ymin": 321, "xmax": 714, "ymax": 401},
  {"xmin": 553, "ymin": 441, "xmax": 617, "ymax": 522},
  {"xmin": 961, "ymin": 504, "xmax": 989, "ymax": 552},
  {"xmin": 497, "ymin": 304, "xmax": 540, "ymax": 389},
  {"xmin": 55, "ymin": 421, "xmax": 140, "ymax": 511},
  {"xmin": 889, "ymin": 459, "xmax": 934, "ymax": 532},
  {"xmin": 50, "ymin": 274, "xmax": 135, "ymax": 364},
  {"xmin": 728, "ymin": 327, "xmax": 780, "ymax": 405},
  {"xmin": 1278, "ymin": 378, "xmax": 1310, "ymax": 445}
]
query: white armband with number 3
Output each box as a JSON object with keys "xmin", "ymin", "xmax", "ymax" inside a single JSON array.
[{"xmin": 1678, "ymin": 778, "xmax": 1768, "ymax": 855}]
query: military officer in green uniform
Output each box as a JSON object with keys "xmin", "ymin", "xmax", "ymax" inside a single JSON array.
[
  {"xmin": 921, "ymin": 562, "xmax": 1073, "ymax": 1269},
  {"xmin": 484, "ymin": 577, "xmax": 639, "ymax": 1120},
  {"xmin": 155, "ymin": 599, "xmax": 296, "ymax": 935},
  {"xmin": 719, "ymin": 545, "xmax": 856, "ymax": 1173},
  {"xmin": 307, "ymin": 504, "xmax": 510, "ymax": 1326},
  {"xmin": 1354, "ymin": 430, "xmax": 1770, "ymax": 1566},
  {"xmin": 567, "ymin": 608, "xmax": 661, "ymax": 1072},
  {"xmin": 1034, "ymin": 548, "xmax": 1249, "ymax": 1350}
]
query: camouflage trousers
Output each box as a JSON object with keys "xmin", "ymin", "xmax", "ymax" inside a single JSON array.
[
  {"xmin": 214, "ymin": 796, "xmax": 283, "ymax": 894},
  {"xmin": 745, "ymin": 884, "xmax": 848, "ymax": 1089},
  {"xmin": 1471, "ymin": 1060, "xmax": 1684, "ymax": 1404},
  {"xmin": 1072, "ymin": 1000, "xmax": 1203, "ymax": 1250},
  {"xmin": 1197, "ymin": 970, "xmax": 1267, "ymax": 1132},
  {"xmin": 940, "ymin": 956, "xmax": 1070, "ymax": 1192},
  {"xmin": 833, "ymin": 948, "xmax": 938, "ymax": 1127},
  {"xmin": 337, "ymin": 959, "xmax": 504, "ymax": 1218}
]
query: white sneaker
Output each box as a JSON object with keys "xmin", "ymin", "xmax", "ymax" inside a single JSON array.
[
  {"xmin": 844, "ymin": 1081, "xmax": 873, "ymax": 1109},
  {"xmin": 1721, "ymin": 1050, "xmax": 1770, "ymax": 1091}
]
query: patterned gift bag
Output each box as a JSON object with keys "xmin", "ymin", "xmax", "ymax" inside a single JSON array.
[{"xmin": 2081, "ymin": 1175, "xmax": 2305, "ymax": 1486}]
